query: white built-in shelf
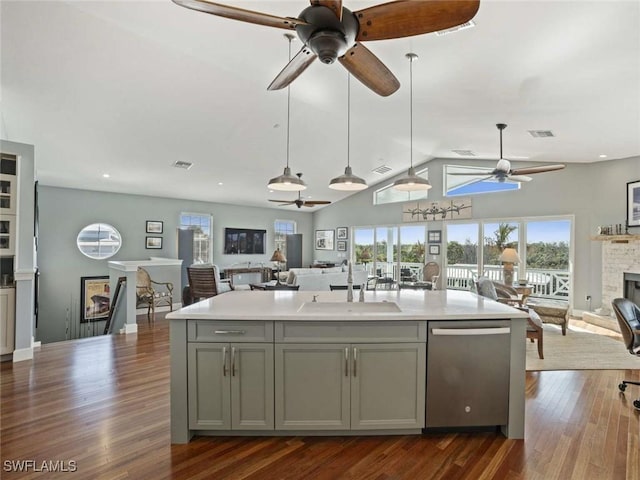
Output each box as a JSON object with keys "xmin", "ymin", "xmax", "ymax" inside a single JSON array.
[{"xmin": 590, "ymin": 234, "xmax": 640, "ymax": 243}]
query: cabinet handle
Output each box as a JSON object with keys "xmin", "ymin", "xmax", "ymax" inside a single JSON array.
[
  {"xmin": 214, "ymin": 330, "xmax": 246, "ymax": 335},
  {"xmin": 353, "ymin": 347, "xmax": 357, "ymax": 377},
  {"xmin": 344, "ymin": 347, "xmax": 349, "ymax": 377},
  {"xmin": 231, "ymin": 347, "xmax": 236, "ymax": 377},
  {"xmin": 431, "ymin": 327, "xmax": 510, "ymax": 336},
  {"xmin": 222, "ymin": 346, "xmax": 228, "ymax": 376}
]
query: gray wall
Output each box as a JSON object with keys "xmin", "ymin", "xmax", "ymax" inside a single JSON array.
[
  {"xmin": 36, "ymin": 186, "xmax": 314, "ymax": 343},
  {"xmin": 313, "ymin": 155, "xmax": 640, "ymax": 312}
]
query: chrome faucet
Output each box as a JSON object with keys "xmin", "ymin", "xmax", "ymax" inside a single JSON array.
[{"xmin": 347, "ymin": 261, "xmax": 354, "ymax": 302}]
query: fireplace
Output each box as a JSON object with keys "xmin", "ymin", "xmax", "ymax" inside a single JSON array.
[{"xmin": 624, "ymin": 272, "xmax": 640, "ymax": 306}]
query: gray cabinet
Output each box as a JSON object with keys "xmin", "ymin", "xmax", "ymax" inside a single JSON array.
[
  {"xmin": 275, "ymin": 342, "xmax": 425, "ymax": 431},
  {"xmin": 188, "ymin": 342, "xmax": 274, "ymax": 430}
]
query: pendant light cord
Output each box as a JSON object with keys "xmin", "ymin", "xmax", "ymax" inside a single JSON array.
[
  {"xmin": 499, "ymin": 126, "xmax": 503, "ymax": 160},
  {"xmin": 409, "ymin": 55, "xmax": 414, "ymax": 169},
  {"xmin": 347, "ymin": 73, "xmax": 351, "ymax": 168},
  {"xmin": 286, "ymin": 38, "xmax": 292, "ymax": 169}
]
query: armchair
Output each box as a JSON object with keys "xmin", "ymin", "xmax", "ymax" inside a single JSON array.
[
  {"xmin": 136, "ymin": 267, "xmax": 173, "ymax": 323},
  {"xmin": 476, "ymin": 277, "xmax": 544, "ymax": 359},
  {"xmin": 422, "ymin": 262, "xmax": 440, "ymax": 290},
  {"xmin": 611, "ymin": 298, "xmax": 640, "ymax": 410}
]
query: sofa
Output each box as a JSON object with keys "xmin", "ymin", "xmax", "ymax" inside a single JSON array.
[{"xmin": 286, "ymin": 265, "xmax": 369, "ymax": 291}]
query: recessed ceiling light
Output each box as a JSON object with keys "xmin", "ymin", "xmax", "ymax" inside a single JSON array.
[
  {"xmin": 599, "ymin": 154, "xmax": 608, "ymax": 158},
  {"xmin": 102, "ymin": 173, "xmax": 110, "ymax": 178},
  {"xmin": 217, "ymin": 182, "xmax": 223, "ymax": 186}
]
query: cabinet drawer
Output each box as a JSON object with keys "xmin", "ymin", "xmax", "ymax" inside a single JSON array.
[
  {"xmin": 275, "ymin": 321, "xmax": 426, "ymax": 343},
  {"xmin": 188, "ymin": 320, "xmax": 273, "ymax": 342}
]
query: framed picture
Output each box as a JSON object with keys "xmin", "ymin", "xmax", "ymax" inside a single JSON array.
[
  {"xmin": 81, "ymin": 276, "xmax": 110, "ymax": 323},
  {"xmin": 337, "ymin": 240, "xmax": 347, "ymax": 252},
  {"xmin": 315, "ymin": 230, "xmax": 335, "ymax": 250},
  {"xmin": 146, "ymin": 236, "xmax": 163, "ymax": 249},
  {"xmin": 429, "ymin": 244, "xmax": 440, "ymax": 256},
  {"xmin": 336, "ymin": 227, "xmax": 348, "ymax": 240},
  {"xmin": 627, "ymin": 180, "xmax": 640, "ymax": 228},
  {"xmin": 428, "ymin": 230, "xmax": 442, "ymax": 244},
  {"xmin": 146, "ymin": 220, "xmax": 163, "ymax": 234}
]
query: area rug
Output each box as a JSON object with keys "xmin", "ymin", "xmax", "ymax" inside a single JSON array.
[{"xmin": 526, "ymin": 325, "xmax": 640, "ymax": 371}]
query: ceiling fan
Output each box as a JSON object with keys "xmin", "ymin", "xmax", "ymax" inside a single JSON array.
[
  {"xmin": 269, "ymin": 173, "xmax": 332, "ymax": 208},
  {"xmin": 449, "ymin": 123, "xmax": 566, "ymax": 183},
  {"xmin": 172, "ymin": 0, "xmax": 480, "ymax": 96}
]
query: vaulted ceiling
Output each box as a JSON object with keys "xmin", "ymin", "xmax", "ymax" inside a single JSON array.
[{"xmin": 2, "ymin": 1, "xmax": 639, "ymax": 209}]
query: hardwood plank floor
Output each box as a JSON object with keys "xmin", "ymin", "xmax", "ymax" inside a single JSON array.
[{"xmin": 1, "ymin": 316, "xmax": 638, "ymax": 479}]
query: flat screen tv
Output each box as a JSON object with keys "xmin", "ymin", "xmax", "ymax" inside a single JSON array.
[{"xmin": 224, "ymin": 228, "xmax": 266, "ymax": 254}]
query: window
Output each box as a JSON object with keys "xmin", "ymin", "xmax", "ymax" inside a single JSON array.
[
  {"xmin": 274, "ymin": 220, "xmax": 296, "ymax": 258},
  {"xmin": 179, "ymin": 213, "xmax": 212, "ymax": 264},
  {"xmin": 444, "ymin": 165, "xmax": 520, "ymax": 197},
  {"xmin": 76, "ymin": 223, "xmax": 121, "ymax": 260},
  {"xmin": 374, "ymin": 168, "xmax": 430, "ymax": 205}
]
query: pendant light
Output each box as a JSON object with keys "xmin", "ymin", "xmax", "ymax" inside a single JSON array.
[
  {"xmin": 268, "ymin": 34, "xmax": 306, "ymax": 192},
  {"xmin": 329, "ymin": 74, "xmax": 367, "ymax": 191},
  {"xmin": 392, "ymin": 53, "xmax": 432, "ymax": 191}
]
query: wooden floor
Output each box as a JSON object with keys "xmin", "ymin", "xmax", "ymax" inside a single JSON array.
[{"xmin": 1, "ymin": 316, "xmax": 638, "ymax": 480}]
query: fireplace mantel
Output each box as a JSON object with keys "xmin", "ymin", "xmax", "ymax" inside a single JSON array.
[{"xmin": 590, "ymin": 234, "xmax": 640, "ymax": 243}]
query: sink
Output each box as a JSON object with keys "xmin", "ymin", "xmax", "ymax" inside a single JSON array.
[{"xmin": 297, "ymin": 301, "xmax": 402, "ymax": 314}]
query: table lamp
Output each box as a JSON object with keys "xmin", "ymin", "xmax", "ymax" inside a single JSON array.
[
  {"xmin": 499, "ymin": 248, "xmax": 521, "ymax": 286},
  {"xmin": 270, "ymin": 248, "xmax": 286, "ymax": 285}
]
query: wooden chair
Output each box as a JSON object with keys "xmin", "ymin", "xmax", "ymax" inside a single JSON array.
[
  {"xmin": 476, "ymin": 277, "xmax": 544, "ymax": 359},
  {"xmin": 136, "ymin": 267, "xmax": 173, "ymax": 323},
  {"xmin": 422, "ymin": 262, "xmax": 440, "ymax": 290},
  {"xmin": 187, "ymin": 265, "xmax": 232, "ymax": 302}
]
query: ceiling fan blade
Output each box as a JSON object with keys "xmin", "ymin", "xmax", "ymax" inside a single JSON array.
[
  {"xmin": 339, "ymin": 43, "xmax": 400, "ymax": 97},
  {"xmin": 508, "ymin": 175, "xmax": 533, "ymax": 183},
  {"xmin": 311, "ymin": 0, "xmax": 342, "ymax": 20},
  {"xmin": 353, "ymin": 0, "xmax": 480, "ymax": 42},
  {"xmin": 268, "ymin": 199, "xmax": 295, "ymax": 204},
  {"xmin": 510, "ymin": 164, "xmax": 566, "ymax": 176},
  {"xmin": 268, "ymin": 46, "xmax": 317, "ymax": 91},
  {"xmin": 303, "ymin": 200, "xmax": 332, "ymax": 205},
  {"xmin": 172, "ymin": 0, "xmax": 308, "ymax": 30}
]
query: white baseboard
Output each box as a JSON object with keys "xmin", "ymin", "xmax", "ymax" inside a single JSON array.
[
  {"xmin": 120, "ymin": 323, "xmax": 139, "ymax": 335},
  {"xmin": 13, "ymin": 347, "xmax": 33, "ymax": 362}
]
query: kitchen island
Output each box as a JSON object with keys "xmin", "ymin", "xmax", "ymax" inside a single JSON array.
[{"xmin": 167, "ymin": 289, "xmax": 529, "ymax": 443}]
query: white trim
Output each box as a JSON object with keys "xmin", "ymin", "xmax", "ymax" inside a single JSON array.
[
  {"xmin": 120, "ymin": 323, "xmax": 138, "ymax": 334},
  {"xmin": 12, "ymin": 346, "xmax": 33, "ymax": 362},
  {"xmin": 109, "ymin": 258, "xmax": 182, "ymax": 272},
  {"xmin": 14, "ymin": 269, "xmax": 36, "ymax": 281}
]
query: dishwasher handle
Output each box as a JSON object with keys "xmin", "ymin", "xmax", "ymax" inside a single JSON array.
[{"xmin": 431, "ymin": 327, "xmax": 510, "ymax": 336}]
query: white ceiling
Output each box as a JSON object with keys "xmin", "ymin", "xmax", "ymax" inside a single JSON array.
[{"xmin": 2, "ymin": 1, "xmax": 639, "ymax": 209}]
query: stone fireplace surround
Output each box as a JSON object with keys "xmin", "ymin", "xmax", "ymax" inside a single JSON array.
[{"xmin": 583, "ymin": 238, "xmax": 640, "ymax": 331}]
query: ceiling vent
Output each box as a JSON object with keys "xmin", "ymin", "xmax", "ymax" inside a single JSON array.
[
  {"xmin": 173, "ymin": 160, "xmax": 193, "ymax": 170},
  {"xmin": 435, "ymin": 20, "xmax": 476, "ymax": 36},
  {"xmin": 452, "ymin": 149, "xmax": 476, "ymax": 156},
  {"xmin": 372, "ymin": 165, "xmax": 392, "ymax": 175},
  {"xmin": 528, "ymin": 130, "xmax": 555, "ymax": 138}
]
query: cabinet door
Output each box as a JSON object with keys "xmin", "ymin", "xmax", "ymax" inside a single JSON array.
[
  {"xmin": 230, "ymin": 343, "xmax": 274, "ymax": 430},
  {"xmin": 188, "ymin": 343, "xmax": 231, "ymax": 430},
  {"xmin": 350, "ymin": 343, "xmax": 426, "ymax": 430},
  {"xmin": 275, "ymin": 343, "xmax": 350, "ymax": 430},
  {"xmin": 0, "ymin": 288, "xmax": 15, "ymax": 355}
]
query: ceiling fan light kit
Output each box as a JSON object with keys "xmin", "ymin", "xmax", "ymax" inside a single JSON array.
[{"xmin": 393, "ymin": 53, "xmax": 432, "ymax": 192}]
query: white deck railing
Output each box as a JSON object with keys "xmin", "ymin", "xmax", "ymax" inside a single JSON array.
[{"xmin": 365, "ymin": 262, "xmax": 570, "ymax": 300}]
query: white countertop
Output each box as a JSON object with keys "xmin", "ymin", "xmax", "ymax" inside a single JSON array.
[{"xmin": 166, "ymin": 289, "xmax": 529, "ymax": 321}]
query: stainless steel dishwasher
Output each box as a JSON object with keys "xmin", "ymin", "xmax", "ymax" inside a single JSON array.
[{"xmin": 426, "ymin": 320, "xmax": 511, "ymax": 428}]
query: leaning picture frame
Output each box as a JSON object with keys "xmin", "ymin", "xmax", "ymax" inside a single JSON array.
[
  {"xmin": 627, "ymin": 180, "xmax": 640, "ymax": 228},
  {"xmin": 146, "ymin": 236, "xmax": 163, "ymax": 249},
  {"xmin": 81, "ymin": 276, "xmax": 110, "ymax": 323},
  {"xmin": 315, "ymin": 230, "xmax": 335, "ymax": 250},
  {"xmin": 146, "ymin": 220, "xmax": 163, "ymax": 234}
]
